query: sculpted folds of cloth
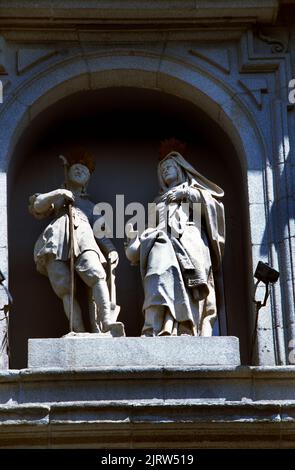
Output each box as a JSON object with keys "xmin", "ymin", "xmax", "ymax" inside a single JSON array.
[{"xmin": 125, "ymin": 140, "xmax": 225, "ymax": 337}]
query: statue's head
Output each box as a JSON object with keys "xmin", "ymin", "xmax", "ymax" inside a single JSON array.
[
  {"xmin": 68, "ymin": 163, "xmax": 90, "ymax": 187},
  {"xmin": 158, "ymin": 138, "xmax": 188, "ymax": 188},
  {"xmin": 63, "ymin": 147, "xmax": 95, "ymax": 190},
  {"xmin": 160, "ymin": 158, "xmax": 179, "ymax": 186},
  {"xmin": 158, "ymin": 138, "xmax": 225, "ymax": 199}
]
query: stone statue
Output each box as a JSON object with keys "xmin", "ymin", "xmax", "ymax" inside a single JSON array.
[
  {"xmin": 29, "ymin": 148, "xmax": 125, "ymax": 336},
  {"xmin": 125, "ymin": 139, "xmax": 225, "ymax": 337}
]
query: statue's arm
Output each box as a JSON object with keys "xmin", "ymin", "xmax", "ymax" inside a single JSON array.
[
  {"xmin": 96, "ymin": 236, "xmax": 119, "ymax": 268},
  {"xmin": 124, "ymin": 223, "xmax": 140, "ymax": 265},
  {"xmin": 186, "ymin": 186, "xmax": 201, "ymax": 204},
  {"xmin": 97, "ymin": 236, "xmax": 117, "ymax": 258},
  {"xmin": 28, "ymin": 189, "xmax": 74, "ymax": 219},
  {"xmin": 165, "ymin": 184, "xmax": 201, "ymax": 204},
  {"xmin": 92, "ymin": 212, "xmax": 118, "ymax": 257}
]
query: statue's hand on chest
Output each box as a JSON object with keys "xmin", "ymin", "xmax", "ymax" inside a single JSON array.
[{"xmin": 165, "ymin": 185, "xmax": 187, "ymax": 204}]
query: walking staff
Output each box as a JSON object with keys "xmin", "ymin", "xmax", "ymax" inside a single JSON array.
[{"xmin": 59, "ymin": 154, "xmax": 75, "ymax": 333}]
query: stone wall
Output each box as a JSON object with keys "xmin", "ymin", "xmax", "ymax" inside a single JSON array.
[{"xmin": 0, "ymin": 1, "xmax": 294, "ymax": 369}]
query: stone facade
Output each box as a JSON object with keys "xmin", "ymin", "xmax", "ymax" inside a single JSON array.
[
  {"xmin": 1, "ymin": 365, "xmax": 295, "ymax": 448},
  {"xmin": 0, "ymin": 0, "xmax": 294, "ymax": 447}
]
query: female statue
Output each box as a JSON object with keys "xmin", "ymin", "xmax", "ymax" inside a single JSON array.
[{"xmin": 125, "ymin": 139, "xmax": 225, "ymax": 337}]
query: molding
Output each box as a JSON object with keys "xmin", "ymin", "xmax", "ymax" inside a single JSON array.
[
  {"xmin": 1, "ymin": 366, "xmax": 295, "ymax": 447},
  {"xmin": 0, "ymin": 1, "xmax": 279, "ymax": 29},
  {"xmin": 0, "ymin": 400, "xmax": 295, "ymax": 448},
  {"xmin": 188, "ymin": 47, "xmax": 231, "ymax": 75},
  {"xmin": 2, "ymin": 365, "xmax": 295, "ymax": 404},
  {"xmin": 0, "ymin": 29, "xmax": 244, "ymax": 44},
  {"xmin": 17, "ymin": 48, "xmax": 57, "ymax": 75},
  {"xmin": 239, "ymin": 77, "xmax": 268, "ymax": 109}
]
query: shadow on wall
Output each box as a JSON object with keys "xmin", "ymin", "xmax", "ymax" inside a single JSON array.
[
  {"xmin": 260, "ymin": 136, "xmax": 294, "ymax": 340},
  {"xmin": 8, "ymin": 87, "xmax": 251, "ymax": 368}
]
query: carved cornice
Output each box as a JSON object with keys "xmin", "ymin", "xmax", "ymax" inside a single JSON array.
[{"xmin": 0, "ymin": 0, "xmax": 279, "ymax": 30}]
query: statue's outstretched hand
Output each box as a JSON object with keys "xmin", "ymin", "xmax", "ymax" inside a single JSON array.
[{"xmin": 31, "ymin": 189, "xmax": 75, "ymax": 216}]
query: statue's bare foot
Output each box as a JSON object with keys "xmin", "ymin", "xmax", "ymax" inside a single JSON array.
[{"xmin": 102, "ymin": 321, "xmax": 125, "ymax": 337}]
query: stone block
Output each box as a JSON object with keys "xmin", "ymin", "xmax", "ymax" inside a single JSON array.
[
  {"xmin": 87, "ymin": 55, "xmax": 159, "ymax": 90},
  {"xmin": 249, "ymin": 203, "xmax": 267, "ymax": 245},
  {"xmin": 247, "ymin": 170, "xmax": 265, "ymax": 204},
  {"xmin": 28, "ymin": 335, "xmax": 241, "ymax": 368}
]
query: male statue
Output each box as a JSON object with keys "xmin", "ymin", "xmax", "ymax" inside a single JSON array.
[{"xmin": 29, "ymin": 147, "xmax": 124, "ymax": 336}]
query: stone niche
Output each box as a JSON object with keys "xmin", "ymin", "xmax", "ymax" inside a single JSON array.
[{"xmin": 8, "ymin": 86, "xmax": 250, "ymax": 368}]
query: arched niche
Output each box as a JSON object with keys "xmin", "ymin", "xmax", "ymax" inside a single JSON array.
[{"xmin": 8, "ymin": 86, "xmax": 251, "ymax": 367}]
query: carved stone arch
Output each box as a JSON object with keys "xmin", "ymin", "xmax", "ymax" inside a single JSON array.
[
  {"xmin": 0, "ymin": 51, "xmax": 273, "ymax": 367},
  {"xmin": 0, "ymin": 51, "xmax": 267, "ymax": 173}
]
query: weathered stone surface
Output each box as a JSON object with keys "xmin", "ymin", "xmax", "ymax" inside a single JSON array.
[
  {"xmin": 0, "ymin": 0, "xmax": 293, "ymax": 376},
  {"xmin": 28, "ymin": 336, "xmax": 241, "ymax": 368},
  {"xmin": 1, "ymin": 28, "xmax": 291, "ymax": 368},
  {"xmin": 1, "ymin": 366, "xmax": 295, "ymax": 447}
]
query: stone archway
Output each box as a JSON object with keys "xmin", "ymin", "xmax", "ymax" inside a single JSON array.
[{"xmin": 0, "ymin": 52, "xmax": 270, "ymax": 367}]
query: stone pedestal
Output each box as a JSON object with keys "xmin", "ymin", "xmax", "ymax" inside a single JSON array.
[{"xmin": 28, "ymin": 335, "xmax": 240, "ymax": 368}]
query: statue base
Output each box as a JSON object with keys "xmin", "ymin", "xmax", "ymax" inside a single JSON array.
[{"xmin": 28, "ymin": 335, "xmax": 240, "ymax": 368}]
